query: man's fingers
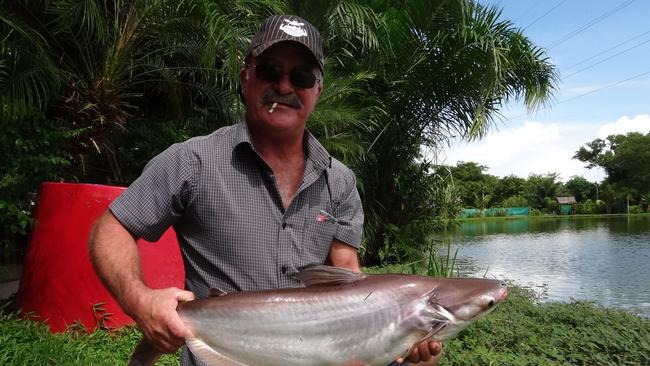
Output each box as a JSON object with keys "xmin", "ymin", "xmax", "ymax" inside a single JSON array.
[
  {"xmin": 136, "ymin": 287, "xmax": 195, "ymax": 354},
  {"xmin": 167, "ymin": 313, "xmax": 193, "ymax": 339},
  {"xmin": 405, "ymin": 340, "xmax": 443, "ymax": 363},
  {"xmin": 428, "ymin": 340, "xmax": 442, "ymax": 356},
  {"xmin": 417, "ymin": 341, "xmax": 431, "ymax": 361},
  {"xmin": 407, "ymin": 345, "xmax": 421, "ymax": 363},
  {"xmin": 145, "ymin": 326, "xmax": 183, "ymax": 354},
  {"xmin": 158, "ymin": 339, "xmax": 184, "ymax": 354},
  {"xmin": 176, "ymin": 289, "xmax": 195, "ymax": 303}
]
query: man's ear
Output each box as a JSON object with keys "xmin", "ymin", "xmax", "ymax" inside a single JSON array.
[
  {"xmin": 239, "ymin": 68, "xmax": 249, "ymax": 93},
  {"xmin": 315, "ymin": 80, "xmax": 323, "ymax": 100}
]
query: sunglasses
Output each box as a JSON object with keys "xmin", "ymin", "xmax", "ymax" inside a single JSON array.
[{"xmin": 248, "ymin": 63, "xmax": 320, "ymax": 89}]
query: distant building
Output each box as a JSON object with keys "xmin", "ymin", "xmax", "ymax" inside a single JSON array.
[
  {"xmin": 557, "ymin": 196, "xmax": 577, "ymax": 205},
  {"xmin": 557, "ymin": 196, "xmax": 577, "ymax": 214}
]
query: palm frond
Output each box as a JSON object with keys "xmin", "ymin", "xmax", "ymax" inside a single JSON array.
[{"xmin": 0, "ymin": 5, "xmax": 61, "ymax": 119}]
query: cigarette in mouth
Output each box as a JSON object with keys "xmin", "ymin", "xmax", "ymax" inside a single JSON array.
[{"xmin": 268, "ymin": 102, "xmax": 278, "ymax": 114}]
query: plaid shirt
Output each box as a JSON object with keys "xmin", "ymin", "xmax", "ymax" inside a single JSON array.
[{"xmin": 110, "ymin": 121, "xmax": 364, "ymax": 365}]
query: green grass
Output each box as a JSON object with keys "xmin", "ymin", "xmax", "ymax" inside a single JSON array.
[
  {"xmin": 0, "ymin": 303, "xmax": 179, "ymax": 366},
  {"xmin": 441, "ymin": 286, "xmax": 650, "ymax": 366},
  {"xmin": 1, "ymin": 286, "xmax": 649, "ymax": 365},
  {"xmin": 367, "ymin": 265, "xmax": 650, "ymax": 365}
]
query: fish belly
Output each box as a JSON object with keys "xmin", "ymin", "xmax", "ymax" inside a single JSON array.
[{"xmin": 180, "ymin": 292, "xmax": 423, "ymax": 366}]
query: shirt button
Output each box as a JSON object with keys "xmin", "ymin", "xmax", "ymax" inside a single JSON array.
[
  {"xmin": 282, "ymin": 222, "xmax": 287, "ymax": 229},
  {"xmin": 281, "ymin": 265, "xmax": 288, "ymax": 274}
]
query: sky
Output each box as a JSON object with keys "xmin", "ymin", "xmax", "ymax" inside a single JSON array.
[{"xmin": 440, "ymin": 0, "xmax": 650, "ymax": 183}]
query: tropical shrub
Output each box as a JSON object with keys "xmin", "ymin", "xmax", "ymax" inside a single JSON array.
[
  {"xmin": 501, "ymin": 195, "xmax": 528, "ymax": 208},
  {"xmin": 629, "ymin": 205, "xmax": 642, "ymax": 214},
  {"xmin": 0, "ymin": 113, "xmax": 70, "ymax": 263},
  {"xmin": 1, "ymin": 0, "xmax": 557, "ymax": 266},
  {"xmin": 575, "ymin": 199, "xmax": 606, "ymax": 214}
]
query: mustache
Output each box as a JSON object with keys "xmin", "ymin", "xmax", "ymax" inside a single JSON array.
[{"xmin": 260, "ymin": 90, "xmax": 302, "ymax": 109}]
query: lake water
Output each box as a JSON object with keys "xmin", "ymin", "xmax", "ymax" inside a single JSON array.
[{"xmin": 445, "ymin": 215, "xmax": 650, "ymax": 317}]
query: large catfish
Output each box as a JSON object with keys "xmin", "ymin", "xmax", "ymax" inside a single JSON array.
[{"xmin": 130, "ymin": 265, "xmax": 507, "ymax": 366}]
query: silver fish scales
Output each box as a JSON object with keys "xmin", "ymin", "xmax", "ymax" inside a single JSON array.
[{"xmin": 130, "ymin": 265, "xmax": 507, "ymax": 366}]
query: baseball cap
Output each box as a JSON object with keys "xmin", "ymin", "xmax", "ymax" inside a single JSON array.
[{"xmin": 247, "ymin": 15, "xmax": 324, "ymax": 72}]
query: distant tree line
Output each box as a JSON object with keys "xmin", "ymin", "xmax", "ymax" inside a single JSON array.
[
  {"xmin": 0, "ymin": 0, "xmax": 556, "ymax": 265},
  {"xmin": 444, "ymin": 131, "xmax": 650, "ymax": 216}
]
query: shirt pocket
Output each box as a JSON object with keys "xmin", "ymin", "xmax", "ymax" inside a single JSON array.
[{"xmin": 300, "ymin": 217, "xmax": 337, "ymax": 265}]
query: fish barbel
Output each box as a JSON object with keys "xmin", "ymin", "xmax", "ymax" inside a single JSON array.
[{"xmin": 130, "ymin": 265, "xmax": 507, "ymax": 366}]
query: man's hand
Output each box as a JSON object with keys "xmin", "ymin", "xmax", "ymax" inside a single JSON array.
[
  {"xmin": 397, "ymin": 340, "xmax": 443, "ymax": 365},
  {"xmin": 128, "ymin": 287, "xmax": 195, "ymax": 353},
  {"xmin": 89, "ymin": 211, "xmax": 196, "ymax": 353}
]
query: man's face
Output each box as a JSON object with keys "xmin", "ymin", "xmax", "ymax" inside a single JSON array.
[{"xmin": 240, "ymin": 42, "xmax": 322, "ymax": 134}]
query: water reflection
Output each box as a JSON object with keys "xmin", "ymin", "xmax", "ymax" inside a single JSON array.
[{"xmin": 447, "ymin": 216, "xmax": 650, "ymax": 316}]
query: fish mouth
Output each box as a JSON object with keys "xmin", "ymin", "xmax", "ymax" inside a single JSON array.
[{"xmin": 499, "ymin": 285, "xmax": 508, "ymax": 301}]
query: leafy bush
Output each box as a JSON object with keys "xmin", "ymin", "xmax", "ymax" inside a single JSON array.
[
  {"xmin": 442, "ymin": 286, "xmax": 650, "ymax": 365},
  {"xmin": 0, "ymin": 203, "xmax": 32, "ymax": 263},
  {"xmin": 575, "ymin": 199, "xmax": 607, "ymax": 214},
  {"xmin": 363, "ymin": 161, "xmax": 462, "ymax": 266},
  {"xmin": 544, "ymin": 199, "xmax": 560, "ymax": 214},
  {"xmin": 501, "ymin": 195, "xmax": 528, "ymax": 207},
  {"xmin": 629, "ymin": 205, "xmax": 642, "ymax": 214},
  {"xmin": 0, "ymin": 113, "xmax": 71, "ymax": 263},
  {"xmin": 82, "ymin": 116, "xmax": 224, "ymax": 185}
]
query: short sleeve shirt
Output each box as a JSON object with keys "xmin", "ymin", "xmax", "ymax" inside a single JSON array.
[
  {"xmin": 111, "ymin": 121, "xmax": 364, "ymax": 365},
  {"xmin": 110, "ymin": 121, "xmax": 364, "ymax": 296}
]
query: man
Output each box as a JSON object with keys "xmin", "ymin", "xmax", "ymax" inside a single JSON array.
[{"xmin": 89, "ymin": 14, "xmax": 441, "ymax": 366}]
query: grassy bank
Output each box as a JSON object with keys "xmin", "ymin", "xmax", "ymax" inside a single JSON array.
[
  {"xmin": 1, "ymin": 285, "xmax": 648, "ymax": 365},
  {"xmin": 0, "ymin": 302, "xmax": 179, "ymax": 365},
  {"xmin": 442, "ymin": 285, "xmax": 649, "ymax": 365}
]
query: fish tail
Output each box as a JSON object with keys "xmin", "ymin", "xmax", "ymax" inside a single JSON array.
[{"xmin": 128, "ymin": 337, "xmax": 162, "ymax": 366}]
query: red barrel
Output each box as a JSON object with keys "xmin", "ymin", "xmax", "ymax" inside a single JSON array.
[{"xmin": 16, "ymin": 182, "xmax": 185, "ymax": 332}]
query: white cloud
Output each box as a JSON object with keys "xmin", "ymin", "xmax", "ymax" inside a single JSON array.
[
  {"xmin": 440, "ymin": 118, "xmax": 625, "ymax": 183},
  {"xmin": 597, "ymin": 114, "xmax": 650, "ymax": 138}
]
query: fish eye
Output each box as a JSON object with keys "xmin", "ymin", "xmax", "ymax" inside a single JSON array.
[{"xmin": 488, "ymin": 300, "xmax": 495, "ymax": 307}]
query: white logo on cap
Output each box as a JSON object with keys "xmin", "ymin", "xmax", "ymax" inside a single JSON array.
[{"xmin": 279, "ymin": 19, "xmax": 307, "ymax": 37}]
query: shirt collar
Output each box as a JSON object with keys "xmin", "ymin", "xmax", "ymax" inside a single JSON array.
[
  {"xmin": 232, "ymin": 121, "xmax": 331, "ymax": 171},
  {"xmin": 233, "ymin": 120, "xmax": 252, "ymax": 147}
]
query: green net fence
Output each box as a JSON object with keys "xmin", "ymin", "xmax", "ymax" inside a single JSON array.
[{"xmin": 462, "ymin": 207, "xmax": 530, "ymax": 218}]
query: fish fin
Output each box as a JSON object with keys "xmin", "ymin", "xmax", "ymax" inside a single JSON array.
[
  {"xmin": 186, "ymin": 337, "xmax": 250, "ymax": 366},
  {"xmin": 424, "ymin": 320, "xmax": 449, "ymax": 340},
  {"xmin": 295, "ymin": 264, "xmax": 366, "ymax": 287},
  {"xmin": 401, "ymin": 322, "xmax": 449, "ymax": 362},
  {"xmin": 128, "ymin": 337, "xmax": 162, "ymax": 366},
  {"xmin": 208, "ymin": 288, "xmax": 228, "ymax": 297}
]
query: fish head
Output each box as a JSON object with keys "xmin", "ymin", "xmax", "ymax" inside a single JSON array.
[
  {"xmin": 430, "ymin": 278, "xmax": 507, "ymax": 320},
  {"xmin": 416, "ymin": 277, "xmax": 507, "ymax": 340}
]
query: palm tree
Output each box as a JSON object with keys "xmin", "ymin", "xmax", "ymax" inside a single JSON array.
[
  {"xmin": 3, "ymin": 0, "xmax": 558, "ymax": 266},
  {"xmin": 326, "ymin": 1, "xmax": 557, "ymax": 265},
  {"xmin": 1, "ymin": 0, "xmax": 285, "ymax": 182},
  {"xmin": 0, "ymin": 1, "xmax": 61, "ymax": 120}
]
